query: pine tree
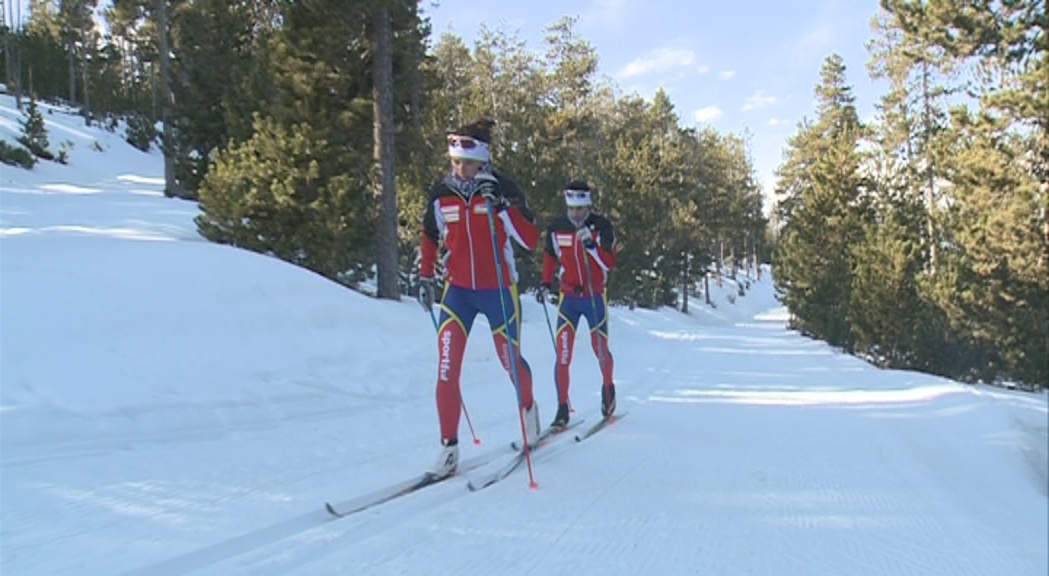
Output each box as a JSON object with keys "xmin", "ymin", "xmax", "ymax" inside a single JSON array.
[
  {"xmin": 196, "ymin": 116, "xmax": 370, "ymax": 283},
  {"xmin": 900, "ymin": 0, "xmax": 1047, "ymax": 387},
  {"xmin": 867, "ymin": 1, "xmax": 957, "ymax": 276},
  {"xmin": 847, "ymin": 187, "xmax": 931, "ymax": 367},
  {"xmin": 774, "ymin": 54, "xmax": 867, "ymax": 347},
  {"xmin": 18, "ymin": 96, "xmax": 53, "ymax": 160}
]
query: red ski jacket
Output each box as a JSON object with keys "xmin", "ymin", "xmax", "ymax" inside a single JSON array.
[
  {"xmin": 420, "ymin": 170, "xmax": 538, "ymax": 290},
  {"xmin": 541, "ymin": 212, "xmax": 617, "ymax": 296}
]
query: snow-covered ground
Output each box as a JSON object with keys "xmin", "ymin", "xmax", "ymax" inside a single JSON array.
[{"xmin": 1, "ymin": 95, "xmax": 1046, "ymax": 575}]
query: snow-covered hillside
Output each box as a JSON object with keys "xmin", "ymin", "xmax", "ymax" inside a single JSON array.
[{"xmin": 1, "ymin": 95, "xmax": 1046, "ymax": 576}]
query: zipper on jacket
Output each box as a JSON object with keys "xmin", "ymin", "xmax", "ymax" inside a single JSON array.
[{"xmin": 466, "ymin": 196, "xmax": 477, "ymax": 288}]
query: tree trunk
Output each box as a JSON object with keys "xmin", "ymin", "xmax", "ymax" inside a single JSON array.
[
  {"xmin": 155, "ymin": 0, "xmax": 184, "ymax": 198},
  {"xmin": 80, "ymin": 7, "xmax": 90, "ymax": 125},
  {"xmin": 742, "ymin": 230, "xmax": 750, "ymax": 278},
  {"xmin": 372, "ymin": 2, "xmax": 399, "ymax": 300},
  {"xmin": 67, "ymin": 34, "xmax": 76, "ymax": 104},
  {"xmin": 150, "ymin": 61, "xmax": 157, "ymax": 119},
  {"xmin": 3, "ymin": 0, "xmax": 22, "ymax": 109},
  {"xmin": 753, "ymin": 229, "xmax": 761, "ymax": 279},
  {"xmin": 681, "ymin": 253, "xmax": 689, "ymax": 313},
  {"xmin": 921, "ymin": 58, "xmax": 937, "ymax": 275},
  {"xmin": 408, "ymin": 16, "xmax": 431, "ymax": 287},
  {"xmin": 716, "ymin": 239, "xmax": 724, "ymax": 287},
  {"xmin": 2, "ymin": 0, "xmax": 11, "ymax": 94}
]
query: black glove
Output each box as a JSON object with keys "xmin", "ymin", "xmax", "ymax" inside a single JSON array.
[
  {"xmin": 476, "ymin": 174, "xmax": 508, "ymax": 212},
  {"xmin": 536, "ymin": 283, "xmax": 551, "ymax": 304},
  {"xmin": 482, "ymin": 191, "xmax": 509, "ymax": 212},
  {"xmin": 576, "ymin": 226, "xmax": 596, "ymax": 249},
  {"xmin": 418, "ymin": 277, "xmax": 436, "ymax": 310}
]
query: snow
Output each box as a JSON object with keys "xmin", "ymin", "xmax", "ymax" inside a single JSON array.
[{"xmin": 1, "ymin": 94, "xmax": 1047, "ymax": 575}]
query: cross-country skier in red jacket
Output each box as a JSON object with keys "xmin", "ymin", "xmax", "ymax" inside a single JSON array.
[
  {"xmin": 418, "ymin": 119, "xmax": 541, "ymax": 478},
  {"xmin": 537, "ymin": 180, "xmax": 617, "ymax": 428}
]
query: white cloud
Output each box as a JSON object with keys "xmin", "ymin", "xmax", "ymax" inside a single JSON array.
[
  {"xmin": 768, "ymin": 117, "xmax": 782, "ymax": 127},
  {"xmin": 719, "ymin": 70, "xmax": 735, "ymax": 80},
  {"xmin": 583, "ymin": 0, "xmax": 630, "ymax": 30},
  {"xmin": 742, "ymin": 90, "xmax": 777, "ymax": 111},
  {"xmin": 693, "ymin": 106, "xmax": 723, "ymax": 123},
  {"xmin": 697, "ymin": 65, "xmax": 710, "ymax": 74},
  {"xmin": 617, "ymin": 48, "xmax": 696, "ymax": 79}
]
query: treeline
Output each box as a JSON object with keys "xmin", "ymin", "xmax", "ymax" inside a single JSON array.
[
  {"xmin": 773, "ymin": 0, "xmax": 1046, "ymax": 388},
  {"xmin": 5, "ymin": 1, "xmax": 1040, "ymax": 388},
  {"xmin": 0, "ymin": 1, "xmax": 765, "ymax": 313}
]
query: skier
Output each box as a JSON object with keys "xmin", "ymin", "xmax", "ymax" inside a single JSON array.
[
  {"xmin": 418, "ymin": 119, "xmax": 541, "ymax": 478},
  {"xmin": 537, "ymin": 180, "xmax": 618, "ymax": 428}
]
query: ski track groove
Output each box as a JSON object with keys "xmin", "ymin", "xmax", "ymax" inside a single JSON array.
[
  {"xmin": 312, "ymin": 436, "xmax": 585, "ymax": 576},
  {"xmin": 215, "ymin": 478, "xmax": 476, "ymax": 576},
  {"xmin": 523, "ymin": 428, "xmax": 648, "ymax": 575},
  {"xmin": 117, "ymin": 444, "xmax": 517, "ymax": 576},
  {"xmin": 280, "ymin": 442, "xmax": 569, "ymax": 576}
]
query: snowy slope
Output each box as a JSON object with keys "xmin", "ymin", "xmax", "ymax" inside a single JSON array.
[{"xmin": 1, "ymin": 94, "xmax": 1046, "ymax": 576}]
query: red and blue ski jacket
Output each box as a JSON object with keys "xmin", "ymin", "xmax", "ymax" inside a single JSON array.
[
  {"xmin": 541, "ymin": 212, "xmax": 617, "ymax": 296},
  {"xmin": 420, "ymin": 170, "xmax": 539, "ymax": 290}
]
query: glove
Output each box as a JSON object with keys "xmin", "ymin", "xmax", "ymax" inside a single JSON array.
[
  {"xmin": 476, "ymin": 174, "xmax": 508, "ymax": 212},
  {"xmin": 418, "ymin": 277, "xmax": 436, "ymax": 311},
  {"xmin": 536, "ymin": 283, "xmax": 551, "ymax": 304},
  {"xmin": 481, "ymin": 190, "xmax": 509, "ymax": 212},
  {"xmin": 576, "ymin": 226, "xmax": 596, "ymax": 249}
]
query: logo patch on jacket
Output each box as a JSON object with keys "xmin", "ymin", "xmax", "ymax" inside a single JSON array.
[
  {"xmin": 440, "ymin": 205, "xmax": 460, "ymax": 222},
  {"xmin": 473, "ymin": 203, "xmax": 490, "ymax": 215},
  {"xmin": 556, "ymin": 233, "xmax": 574, "ymax": 247}
]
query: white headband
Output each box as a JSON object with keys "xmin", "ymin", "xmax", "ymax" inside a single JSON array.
[
  {"xmin": 448, "ymin": 139, "xmax": 490, "ymax": 163},
  {"xmin": 564, "ymin": 189, "xmax": 591, "ymax": 207}
]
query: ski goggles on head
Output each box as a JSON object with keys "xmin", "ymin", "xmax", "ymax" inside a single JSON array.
[
  {"xmin": 564, "ymin": 189, "xmax": 592, "ymax": 207},
  {"xmin": 447, "ymin": 134, "xmax": 490, "ymax": 162},
  {"xmin": 447, "ymin": 134, "xmax": 479, "ymax": 149}
]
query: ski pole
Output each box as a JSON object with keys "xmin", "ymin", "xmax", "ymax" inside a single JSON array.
[
  {"xmin": 484, "ymin": 199, "xmax": 537, "ymax": 488},
  {"xmin": 539, "ymin": 297, "xmax": 557, "ymax": 351},
  {"xmin": 581, "ymin": 232, "xmax": 609, "ymax": 400}
]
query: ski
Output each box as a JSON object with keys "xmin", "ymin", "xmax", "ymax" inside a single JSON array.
[
  {"xmin": 509, "ymin": 418, "xmax": 585, "ymax": 452},
  {"xmin": 468, "ymin": 421, "xmax": 583, "ymax": 492},
  {"xmin": 574, "ymin": 412, "xmax": 628, "ymax": 442},
  {"xmin": 324, "ymin": 446, "xmax": 509, "ymax": 518}
]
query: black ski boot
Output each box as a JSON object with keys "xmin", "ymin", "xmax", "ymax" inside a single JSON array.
[
  {"xmin": 601, "ymin": 384, "xmax": 616, "ymax": 418},
  {"xmin": 550, "ymin": 403, "xmax": 570, "ymax": 429}
]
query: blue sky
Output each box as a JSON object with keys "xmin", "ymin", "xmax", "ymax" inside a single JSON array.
[{"xmin": 423, "ymin": 0, "xmax": 888, "ymax": 209}]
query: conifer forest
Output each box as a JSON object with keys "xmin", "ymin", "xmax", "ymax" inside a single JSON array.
[{"xmin": 1, "ymin": 0, "xmax": 1045, "ymax": 387}]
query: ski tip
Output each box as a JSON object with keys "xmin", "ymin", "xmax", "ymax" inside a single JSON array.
[
  {"xmin": 574, "ymin": 435, "xmax": 583, "ymax": 442},
  {"xmin": 324, "ymin": 502, "xmax": 341, "ymax": 517}
]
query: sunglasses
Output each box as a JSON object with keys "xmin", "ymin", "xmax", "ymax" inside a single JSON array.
[{"xmin": 447, "ymin": 135, "xmax": 479, "ymax": 149}]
